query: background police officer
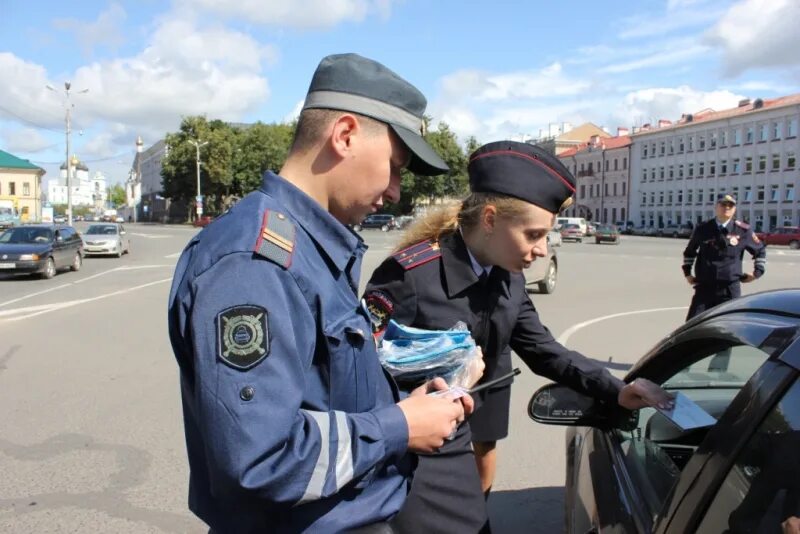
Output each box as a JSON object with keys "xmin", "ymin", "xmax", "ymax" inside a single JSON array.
[
  {"xmin": 167, "ymin": 53, "xmax": 474, "ymax": 534},
  {"xmin": 683, "ymin": 193, "xmax": 766, "ymax": 320}
]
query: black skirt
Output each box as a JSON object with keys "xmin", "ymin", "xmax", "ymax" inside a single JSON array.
[{"xmin": 468, "ymin": 385, "xmax": 511, "ymax": 442}]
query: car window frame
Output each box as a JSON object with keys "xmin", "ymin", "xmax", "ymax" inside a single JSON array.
[{"xmin": 599, "ymin": 312, "xmax": 800, "ymax": 533}]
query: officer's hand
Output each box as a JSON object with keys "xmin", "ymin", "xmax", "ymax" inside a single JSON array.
[
  {"xmin": 741, "ymin": 273, "xmax": 756, "ymax": 283},
  {"xmin": 465, "ymin": 347, "xmax": 486, "ymax": 389},
  {"xmin": 425, "ymin": 376, "xmax": 477, "ymax": 417},
  {"xmin": 399, "ymin": 381, "xmax": 467, "ymax": 453},
  {"xmin": 618, "ymin": 378, "xmax": 674, "ymax": 411},
  {"xmin": 783, "ymin": 516, "xmax": 800, "ymax": 534},
  {"xmin": 685, "ymin": 275, "xmax": 696, "ymax": 285}
]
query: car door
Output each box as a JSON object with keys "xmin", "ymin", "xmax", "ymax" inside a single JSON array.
[{"xmin": 52, "ymin": 229, "xmax": 68, "ymax": 268}]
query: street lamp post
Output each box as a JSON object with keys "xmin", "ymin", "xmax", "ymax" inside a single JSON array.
[
  {"xmin": 47, "ymin": 81, "xmax": 88, "ymax": 227},
  {"xmin": 188, "ymin": 139, "xmax": 208, "ymax": 219}
]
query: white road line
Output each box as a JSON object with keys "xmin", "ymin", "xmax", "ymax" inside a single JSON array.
[
  {"xmin": 0, "ymin": 283, "xmax": 71, "ymax": 308},
  {"xmin": 130, "ymin": 233, "xmax": 171, "ymax": 239},
  {"xmin": 557, "ymin": 306, "xmax": 688, "ymax": 346},
  {"xmin": 0, "ymin": 277, "xmax": 173, "ymax": 322},
  {"xmin": 164, "ymin": 252, "xmax": 181, "ymax": 258}
]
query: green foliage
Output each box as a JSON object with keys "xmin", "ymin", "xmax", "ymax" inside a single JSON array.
[{"xmin": 108, "ymin": 184, "xmax": 127, "ymax": 207}]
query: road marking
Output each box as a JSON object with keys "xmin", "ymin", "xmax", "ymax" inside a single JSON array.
[
  {"xmin": 130, "ymin": 232, "xmax": 171, "ymax": 239},
  {"xmin": 0, "ymin": 278, "xmax": 173, "ymax": 322},
  {"xmin": 164, "ymin": 252, "xmax": 181, "ymax": 258},
  {"xmin": 0, "ymin": 283, "xmax": 71, "ymax": 308},
  {"xmin": 557, "ymin": 306, "xmax": 688, "ymax": 346}
]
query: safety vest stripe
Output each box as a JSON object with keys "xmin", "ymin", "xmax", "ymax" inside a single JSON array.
[
  {"xmin": 334, "ymin": 411, "xmax": 354, "ymax": 490},
  {"xmin": 298, "ymin": 410, "xmax": 330, "ymax": 504}
]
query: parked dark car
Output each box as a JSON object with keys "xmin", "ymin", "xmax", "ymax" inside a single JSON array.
[
  {"xmin": 594, "ymin": 224, "xmax": 620, "ymax": 244},
  {"xmin": 352, "ymin": 214, "xmax": 396, "ymax": 232},
  {"xmin": 0, "ymin": 224, "xmax": 83, "ymax": 279},
  {"xmin": 528, "ymin": 289, "xmax": 800, "ymax": 533},
  {"xmin": 756, "ymin": 226, "xmax": 800, "ymax": 249}
]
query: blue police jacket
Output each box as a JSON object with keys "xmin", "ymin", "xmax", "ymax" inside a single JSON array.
[
  {"xmin": 167, "ymin": 171, "xmax": 412, "ymax": 533},
  {"xmin": 682, "ymin": 219, "xmax": 766, "ymax": 285}
]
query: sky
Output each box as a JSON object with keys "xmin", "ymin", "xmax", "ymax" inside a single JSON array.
[{"xmin": 1, "ymin": 0, "xmax": 799, "ymax": 188}]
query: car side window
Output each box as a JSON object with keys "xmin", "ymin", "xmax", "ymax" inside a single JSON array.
[
  {"xmin": 696, "ymin": 376, "xmax": 800, "ymax": 533},
  {"xmin": 615, "ymin": 344, "xmax": 771, "ymax": 521}
]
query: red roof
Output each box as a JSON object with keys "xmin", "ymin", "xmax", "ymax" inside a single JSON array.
[
  {"xmin": 633, "ymin": 93, "xmax": 800, "ymax": 136},
  {"xmin": 558, "ymin": 143, "xmax": 587, "ymax": 158},
  {"xmin": 559, "ymin": 136, "xmax": 631, "ymax": 158}
]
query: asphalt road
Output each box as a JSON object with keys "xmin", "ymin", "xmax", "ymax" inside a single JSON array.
[{"xmin": 1, "ymin": 223, "xmax": 797, "ymax": 533}]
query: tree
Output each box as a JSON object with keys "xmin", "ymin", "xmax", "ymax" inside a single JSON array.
[{"xmin": 108, "ymin": 184, "xmax": 127, "ymax": 207}]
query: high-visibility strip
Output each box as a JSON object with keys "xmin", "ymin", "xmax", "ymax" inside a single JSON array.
[
  {"xmin": 333, "ymin": 411, "xmax": 354, "ymax": 490},
  {"xmin": 298, "ymin": 410, "xmax": 330, "ymax": 504}
]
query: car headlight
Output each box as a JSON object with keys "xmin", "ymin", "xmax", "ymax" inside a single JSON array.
[{"xmin": 19, "ymin": 254, "xmax": 40, "ymax": 261}]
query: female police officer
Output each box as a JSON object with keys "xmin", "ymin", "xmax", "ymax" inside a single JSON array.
[{"xmin": 364, "ymin": 140, "xmax": 673, "ymax": 532}]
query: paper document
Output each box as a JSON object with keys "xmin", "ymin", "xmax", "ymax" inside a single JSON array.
[{"xmin": 656, "ymin": 392, "xmax": 717, "ymax": 430}]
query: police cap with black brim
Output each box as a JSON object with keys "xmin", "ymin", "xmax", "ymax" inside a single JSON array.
[
  {"xmin": 302, "ymin": 53, "xmax": 449, "ymax": 176},
  {"xmin": 468, "ymin": 140, "xmax": 577, "ymax": 213}
]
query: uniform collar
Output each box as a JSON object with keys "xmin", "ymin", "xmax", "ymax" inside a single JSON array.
[
  {"xmin": 259, "ymin": 171, "xmax": 364, "ymax": 273},
  {"xmin": 441, "ymin": 232, "xmax": 509, "ymax": 298},
  {"xmin": 459, "ymin": 228, "xmax": 493, "ymax": 278}
]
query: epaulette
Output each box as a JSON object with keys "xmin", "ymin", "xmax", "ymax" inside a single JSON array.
[
  {"xmin": 254, "ymin": 210, "xmax": 295, "ymax": 269},
  {"xmin": 392, "ymin": 239, "xmax": 441, "ymax": 270},
  {"xmin": 735, "ymin": 220, "xmax": 750, "ymax": 230}
]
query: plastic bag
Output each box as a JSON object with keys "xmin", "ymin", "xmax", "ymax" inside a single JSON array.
[{"xmin": 377, "ymin": 319, "xmax": 481, "ymax": 389}]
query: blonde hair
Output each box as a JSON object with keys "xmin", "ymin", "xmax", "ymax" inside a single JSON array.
[{"xmin": 393, "ymin": 193, "xmax": 531, "ymax": 252}]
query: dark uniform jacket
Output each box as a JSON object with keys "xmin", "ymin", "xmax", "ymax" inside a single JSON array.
[
  {"xmin": 167, "ymin": 172, "xmax": 411, "ymax": 533},
  {"xmin": 682, "ymin": 219, "xmax": 766, "ymax": 285},
  {"xmin": 366, "ymin": 231, "xmax": 625, "ymax": 405}
]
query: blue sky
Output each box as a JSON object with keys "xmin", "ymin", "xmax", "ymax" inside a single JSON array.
[{"xmin": 1, "ymin": 0, "xmax": 799, "ymax": 187}]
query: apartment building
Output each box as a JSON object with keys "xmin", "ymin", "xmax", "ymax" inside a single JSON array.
[{"xmin": 630, "ymin": 95, "xmax": 800, "ymax": 231}]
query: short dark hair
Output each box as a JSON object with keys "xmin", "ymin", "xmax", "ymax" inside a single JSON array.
[{"xmin": 289, "ymin": 109, "xmax": 386, "ymax": 154}]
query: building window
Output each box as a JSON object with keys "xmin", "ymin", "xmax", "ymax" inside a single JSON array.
[
  {"xmin": 698, "ymin": 189, "xmax": 704, "ymax": 204},
  {"xmin": 757, "ymin": 185, "xmax": 765, "ymax": 201},
  {"xmin": 772, "ymin": 153, "xmax": 780, "ymax": 171},
  {"xmin": 759, "ymin": 124, "xmax": 768, "ymax": 142},
  {"xmin": 622, "ymin": 182, "xmax": 626, "ymax": 195},
  {"xmin": 744, "ymin": 186, "xmax": 752, "ymax": 201},
  {"xmin": 650, "ymin": 168, "xmax": 656, "ymax": 181},
  {"xmin": 770, "ymin": 185, "xmax": 780, "ymax": 202},
  {"xmin": 605, "ymin": 159, "xmax": 609, "ymax": 172},
  {"xmin": 788, "ymin": 151, "xmax": 796, "ymax": 169},
  {"xmin": 580, "ymin": 163, "xmax": 585, "ymax": 172},
  {"xmin": 746, "ymin": 126, "xmax": 754, "ymax": 143},
  {"xmin": 720, "ymin": 160, "xmax": 727, "ymax": 174},
  {"xmin": 679, "ymin": 164, "xmax": 684, "ymax": 178},
  {"xmin": 669, "ymin": 140, "xmax": 674, "ymax": 155},
  {"xmin": 642, "ymin": 145, "xmax": 648, "ymax": 158},
  {"xmin": 614, "ymin": 159, "xmax": 618, "ymax": 171},
  {"xmin": 9, "ymin": 182, "xmax": 15, "ymax": 195},
  {"xmin": 709, "ymin": 188, "xmax": 715, "ymax": 203},
  {"xmin": 732, "ymin": 186, "xmax": 739, "ymax": 200},
  {"xmin": 650, "ymin": 192, "xmax": 655, "ymax": 204},
  {"xmin": 787, "ymin": 184, "xmax": 795, "ymax": 201},
  {"xmin": 678, "ymin": 190, "xmax": 683, "ymax": 203},
  {"xmin": 604, "ymin": 183, "xmax": 609, "ymax": 196},
  {"xmin": 23, "ymin": 183, "xmax": 30, "ymax": 196},
  {"xmin": 623, "ymin": 157, "xmax": 627, "ymax": 170},
  {"xmin": 688, "ymin": 190, "xmax": 694, "ymax": 203},
  {"xmin": 720, "ymin": 130, "xmax": 728, "ymax": 146},
  {"xmin": 733, "ymin": 158, "xmax": 741, "ymax": 173},
  {"xmin": 790, "ymin": 118, "xmax": 798, "ymax": 138},
  {"xmin": 773, "ymin": 122, "xmax": 781, "ymax": 139},
  {"xmin": 641, "ymin": 170, "xmax": 647, "ymax": 182},
  {"xmin": 659, "ymin": 167, "xmax": 665, "ymax": 180},
  {"xmin": 660, "ymin": 141, "xmax": 665, "ymax": 155},
  {"xmin": 699, "ymin": 134, "xmax": 706, "ymax": 150},
  {"xmin": 669, "ymin": 165, "xmax": 674, "ymax": 179},
  {"xmin": 710, "ymin": 132, "xmax": 717, "ymax": 149},
  {"xmin": 745, "ymin": 156, "xmax": 753, "ymax": 172},
  {"xmin": 688, "ymin": 163, "xmax": 694, "ymax": 177},
  {"xmin": 733, "ymin": 128, "xmax": 742, "ymax": 145},
  {"xmin": 651, "ymin": 142, "xmax": 656, "ymax": 156},
  {"xmin": 688, "ymin": 136, "xmax": 694, "ymax": 151},
  {"xmin": 709, "ymin": 161, "xmax": 716, "ymax": 176},
  {"xmin": 642, "ymin": 192, "xmax": 647, "ymax": 205},
  {"xmin": 758, "ymin": 155, "xmax": 767, "ymax": 172},
  {"xmin": 668, "ymin": 191, "xmax": 673, "ymax": 204},
  {"xmin": 678, "ymin": 137, "xmax": 685, "ymax": 152},
  {"xmin": 613, "ymin": 182, "xmax": 617, "ymax": 196},
  {"xmin": 659, "ymin": 191, "xmax": 664, "ymax": 204},
  {"xmin": 699, "ymin": 162, "xmax": 705, "ymax": 176},
  {"xmin": 580, "ymin": 185, "xmax": 586, "ymax": 198}
]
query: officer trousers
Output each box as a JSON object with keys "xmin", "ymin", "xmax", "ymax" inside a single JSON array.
[{"xmin": 686, "ymin": 282, "xmax": 741, "ymax": 321}]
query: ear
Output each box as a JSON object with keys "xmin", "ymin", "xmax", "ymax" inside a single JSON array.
[
  {"xmin": 481, "ymin": 204, "xmax": 497, "ymax": 233},
  {"xmin": 329, "ymin": 114, "xmax": 359, "ymax": 159}
]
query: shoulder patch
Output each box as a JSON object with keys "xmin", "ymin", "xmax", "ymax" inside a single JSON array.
[
  {"xmin": 217, "ymin": 305, "xmax": 269, "ymax": 370},
  {"xmin": 363, "ymin": 290, "xmax": 394, "ymax": 335},
  {"xmin": 735, "ymin": 220, "xmax": 750, "ymax": 230},
  {"xmin": 254, "ymin": 210, "xmax": 295, "ymax": 268},
  {"xmin": 392, "ymin": 239, "xmax": 441, "ymax": 270}
]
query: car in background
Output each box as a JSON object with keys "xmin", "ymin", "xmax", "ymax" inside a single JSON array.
[
  {"xmin": 115, "ymin": 216, "xmax": 125, "ymax": 223},
  {"xmin": 594, "ymin": 224, "xmax": 620, "ymax": 244},
  {"xmin": 658, "ymin": 224, "xmax": 681, "ymax": 238},
  {"xmin": 547, "ymin": 229, "xmax": 562, "ymax": 247},
  {"xmin": 54, "ymin": 215, "xmax": 67, "ymax": 224},
  {"xmin": 0, "ymin": 224, "xmax": 83, "ymax": 279},
  {"xmin": 560, "ymin": 223, "xmax": 583, "ymax": 243},
  {"xmin": 352, "ymin": 213, "xmax": 396, "ymax": 232},
  {"xmin": 82, "ymin": 223, "xmax": 130, "ymax": 257},
  {"xmin": 756, "ymin": 226, "xmax": 800, "ymax": 249},
  {"xmin": 614, "ymin": 220, "xmax": 637, "ymax": 235},
  {"xmin": 528, "ymin": 289, "xmax": 800, "ymax": 534},
  {"xmin": 193, "ymin": 215, "xmax": 214, "ymax": 228},
  {"xmin": 395, "ymin": 215, "xmax": 414, "ymax": 230},
  {"xmin": 524, "ymin": 244, "xmax": 558, "ymax": 294},
  {"xmin": 643, "ymin": 226, "xmax": 659, "ymax": 236},
  {"xmin": 585, "ymin": 223, "xmax": 597, "ymax": 237}
]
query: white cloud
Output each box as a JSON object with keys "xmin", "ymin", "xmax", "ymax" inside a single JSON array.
[
  {"xmin": 184, "ymin": 0, "xmax": 396, "ymax": 29},
  {"xmin": 618, "ymin": 1, "xmax": 726, "ymax": 40},
  {"xmin": 283, "ymin": 99, "xmax": 305, "ymax": 123},
  {"xmin": 705, "ymin": 0, "xmax": 800, "ymax": 76},
  {"xmin": 52, "ymin": 3, "xmax": 127, "ymax": 55},
  {"xmin": 599, "ymin": 44, "xmax": 710, "ymax": 74},
  {"xmin": 0, "ymin": 127, "xmax": 54, "ymax": 154},
  {"xmin": 613, "ymin": 86, "xmax": 745, "ymax": 126}
]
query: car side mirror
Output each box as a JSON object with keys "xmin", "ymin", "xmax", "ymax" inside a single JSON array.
[{"xmin": 528, "ymin": 383, "xmax": 638, "ymax": 430}]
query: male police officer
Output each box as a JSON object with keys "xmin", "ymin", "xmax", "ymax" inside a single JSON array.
[
  {"xmin": 683, "ymin": 193, "xmax": 766, "ymax": 320},
  {"xmin": 167, "ymin": 53, "xmax": 473, "ymax": 533}
]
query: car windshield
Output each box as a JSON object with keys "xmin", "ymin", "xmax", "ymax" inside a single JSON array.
[
  {"xmin": 86, "ymin": 225, "xmax": 118, "ymax": 235},
  {"xmin": 564, "ymin": 224, "xmax": 579, "ymax": 229},
  {"xmin": 0, "ymin": 227, "xmax": 54, "ymax": 244},
  {"xmin": 598, "ymin": 225, "xmax": 616, "ymax": 232},
  {"xmin": 0, "ymin": 207, "xmax": 13, "ymax": 216}
]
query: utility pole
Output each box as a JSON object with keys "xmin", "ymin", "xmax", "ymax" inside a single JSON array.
[
  {"xmin": 47, "ymin": 81, "xmax": 88, "ymax": 227},
  {"xmin": 134, "ymin": 136, "xmax": 143, "ymax": 223},
  {"xmin": 188, "ymin": 139, "xmax": 208, "ymax": 219}
]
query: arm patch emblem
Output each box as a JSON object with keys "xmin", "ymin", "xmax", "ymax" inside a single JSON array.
[
  {"xmin": 364, "ymin": 290, "xmax": 394, "ymax": 334},
  {"xmin": 217, "ymin": 305, "xmax": 269, "ymax": 370}
]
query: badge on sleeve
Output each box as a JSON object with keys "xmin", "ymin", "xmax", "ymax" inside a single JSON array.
[
  {"xmin": 217, "ymin": 305, "xmax": 269, "ymax": 370},
  {"xmin": 363, "ymin": 290, "xmax": 394, "ymax": 335}
]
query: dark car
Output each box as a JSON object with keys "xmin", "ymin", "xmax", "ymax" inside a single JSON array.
[
  {"xmin": 0, "ymin": 224, "xmax": 83, "ymax": 279},
  {"xmin": 528, "ymin": 289, "xmax": 800, "ymax": 533},
  {"xmin": 756, "ymin": 226, "xmax": 800, "ymax": 249},
  {"xmin": 352, "ymin": 214, "xmax": 396, "ymax": 232},
  {"xmin": 594, "ymin": 224, "xmax": 620, "ymax": 244}
]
